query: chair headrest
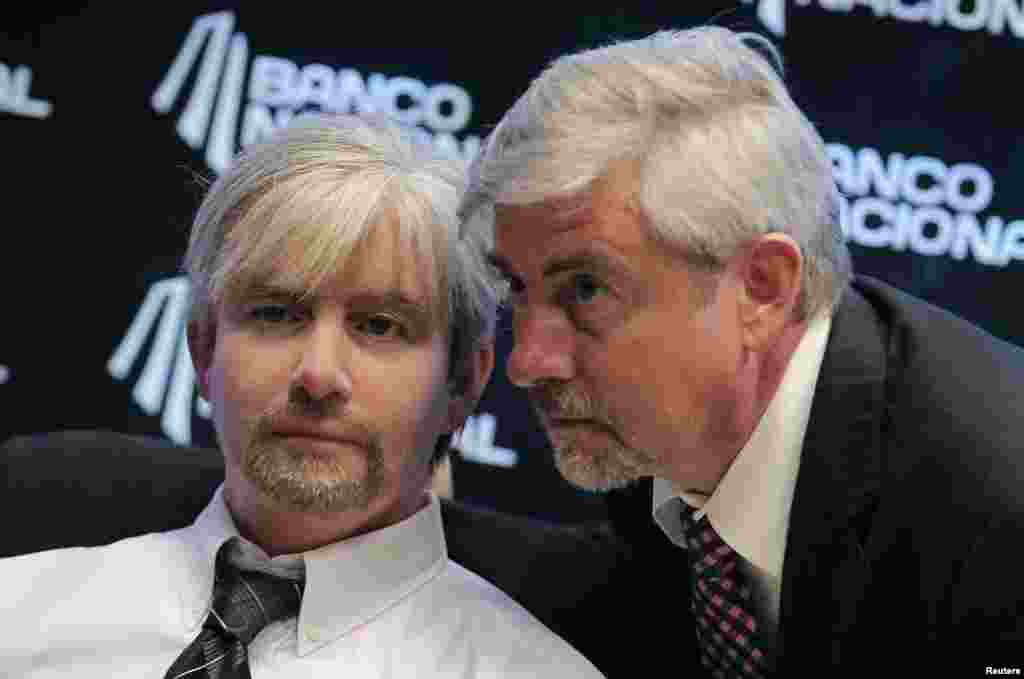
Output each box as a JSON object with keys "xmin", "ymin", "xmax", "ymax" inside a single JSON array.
[{"xmin": 1, "ymin": 429, "xmax": 225, "ymax": 557}]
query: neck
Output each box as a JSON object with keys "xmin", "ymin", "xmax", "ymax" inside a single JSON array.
[
  {"xmin": 222, "ymin": 471, "xmax": 430, "ymax": 557},
  {"xmin": 752, "ymin": 320, "xmax": 808, "ymax": 419},
  {"xmin": 680, "ymin": 318, "xmax": 809, "ymax": 494}
]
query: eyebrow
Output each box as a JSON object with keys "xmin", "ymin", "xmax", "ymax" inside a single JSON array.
[
  {"xmin": 228, "ymin": 281, "xmax": 304, "ymax": 304},
  {"xmin": 541, "ymin": 250, "xmax": 627, "ymax": 280},
  {"xmin": 486, "ymin": 248, "xmax": 628, "ymax": 290},
  {"xmin": 348, "ymin": 290, "xmax": 432, "ymax": 316},
  {"xmin": 237, "ymin": 283, "xmax": 435, "ymax": 322}
]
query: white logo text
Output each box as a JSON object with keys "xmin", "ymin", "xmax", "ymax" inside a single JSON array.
[
  {"xmin": 0, "ymin": 62, "xmax": 52, "ymax": 119},
  {"xmin": 107, "ymin": 277, "xmax": 210, "ymax": 444},
  {"xmin": 455, "ymin": 414, "xmax": 519, "ymax": 468},
  {"xmin": 745, "ymin": 0, "xmax": 1024, "ymax": 39},
  {"xmin": 152, "ymin": 12, "xmax": 479, "ymax": 174},
  {"xmin": 831, "ymin": 143, "xmax": 1024, "ymax": 266}
]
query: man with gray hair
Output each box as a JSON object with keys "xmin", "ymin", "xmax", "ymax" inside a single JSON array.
[
  {"xmin": 462, "ymin": 26, "xmax": 1024, "ymax": 675},
  {"xmin": 0, "ymin": 113, "xmax": 602, "ymax": 678}
]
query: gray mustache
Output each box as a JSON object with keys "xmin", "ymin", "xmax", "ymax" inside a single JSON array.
[{"xmin": 529, "ymin": 383, "xmax": 599, "ymax": 421}]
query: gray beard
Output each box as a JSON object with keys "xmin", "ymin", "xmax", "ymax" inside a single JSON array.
[
  {"xmin": 240, "ymin": 436, "xmax": 385, "ymax": 514},
  {"xmin": 552, "ymin": 435, "xmax": 653, "ymax": 493}
]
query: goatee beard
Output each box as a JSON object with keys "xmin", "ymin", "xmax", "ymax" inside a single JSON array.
[{"xmin": 240, "ymin": 413, "xmax": 386, "ymax": 514}]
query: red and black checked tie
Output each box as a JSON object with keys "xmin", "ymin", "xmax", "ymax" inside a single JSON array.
[
  {"xmin": 165, "ymin": 551, "xmax": 304, "ymax": 679},
  {"xmin": 681, "ymin": 509, "xmax": 773, "ymax": 678}
]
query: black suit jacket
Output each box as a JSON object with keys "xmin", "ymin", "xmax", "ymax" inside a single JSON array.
[{"xmin": 601, "ymin": 275, "xmax": 1024, "ymax": 675}]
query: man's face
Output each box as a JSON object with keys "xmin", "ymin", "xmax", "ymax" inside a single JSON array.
[
  {"xmin": 491, "ymin": 164, "xmax": 747, "ymax": 494},
  {"xmin": 195, "ymin": 220, "xmax": 454, "ymax": 519}
]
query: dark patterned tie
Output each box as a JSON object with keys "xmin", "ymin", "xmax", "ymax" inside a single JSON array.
[
  {"xmin": 681, "ymin": 509, "xmax": 773, "ymax": 678},
  {"xmin": 165, "ymin": 551, "xmax": 304, "ymax": 679}
]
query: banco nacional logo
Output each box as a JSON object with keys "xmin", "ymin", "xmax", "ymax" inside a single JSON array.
[
  {"xmin": 152, "ymin": 11, "xmax": 480, "ymax": 175},
  {"xmin": 107, "ymin": 276, "xmax": 210, "ymax": 445},
  {"xmin": 454, "ymin": 414, "xmax": 519, "ymax": 468},
  {"xmin": 742, "ymin": 0, "xmax": 1024, "ymax": 39},
  {"xmin": 0, "ymin": 62, "xmax": 53, "ymax": 119},
  {"xmin": 831, "ymin": 142, "xmax": 1024, "ymax": 266}
]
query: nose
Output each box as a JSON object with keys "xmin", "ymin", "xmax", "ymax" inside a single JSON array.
[
  {"xmin": 292, "ymin": 318, "xmax": 353, "ymax": 404},
  {"xmin": 506, "ymin": 305, "xmax": 575, "ymax": 388}
]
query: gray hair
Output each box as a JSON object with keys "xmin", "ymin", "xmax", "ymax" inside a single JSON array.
[
  {"xmin": 185, "ymin": 112, "xmax": 500, "ymax": 393},
  {"xmin": 462, "ymin": 26, "xmax": 851, "ymax": 318}
]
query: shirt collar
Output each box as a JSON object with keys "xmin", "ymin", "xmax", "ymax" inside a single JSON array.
[
  {"xmin": 185, "ymin": 484, "xmax": 242, "ymax": 616},
  {"xmin": 296, "ymin": 493, "xmax": 447, "ymax": 654},
  {"xmin": 184, "ymin": 486, "xmax": 448, "ymax": 656},
  {"xmin": 653, "ymin": 312, "xmax": 832, "ymax": 579}
]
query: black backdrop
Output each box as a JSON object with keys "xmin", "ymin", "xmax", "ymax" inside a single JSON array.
[{"xmin": 4, "ymin": 2, "xmax": 1023, "ymax": 523}]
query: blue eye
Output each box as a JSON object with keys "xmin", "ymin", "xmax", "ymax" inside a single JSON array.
[
  {"xmin": 355, "ymin": 315, "xmax": 406, "ymax": 339},
  {"xmin": 554, "ymin": 272, "xmax": 616, "ymax": 334},
  {"xmin": 571, "ymin": 273, "xmax": 606, "ymax": 305},
  {"xmin": 250, "ymin": 304, "xmax": 294, "ymax": 323}
]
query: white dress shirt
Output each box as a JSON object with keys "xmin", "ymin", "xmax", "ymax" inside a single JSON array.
[
  {"xmin": 0, "ymin": 486, "xmax": 603, "ymax": 678},
  {"xmin": 652, "ymin": 312, "xmax": 832, "ymax": 643}
]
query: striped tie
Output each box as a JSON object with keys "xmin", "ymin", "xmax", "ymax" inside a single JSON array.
[
  {"xmin": 681, "ymin": 509, "xmax": 773, "ymax": 678},
  {"xmin": 165, "ymin": 552, "xmax": 303, "ymax": 679}
]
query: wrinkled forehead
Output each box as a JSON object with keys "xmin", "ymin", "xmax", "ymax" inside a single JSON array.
[{"xmin": 493, "ymin": 161, "xmax": 642, "ymax": 239}]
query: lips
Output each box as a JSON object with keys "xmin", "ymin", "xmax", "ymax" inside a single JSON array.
[
  {"xmin": 542, "ymin": 414, "xmax": 600, "ymax": 428},
  {"xmin": 549, "ymin": 418, "xmax": 595, "ymax": 427},
  {"xmin": 541, "ymin": 416, "xmax": 591, "ymax": 438},
  {"xmin": 542, "ymin": 416, "xmax": 626, "ymax": 450},
  {"xmin": 268, "ymin": 420, "xmax": 368, "ymax": 450}
]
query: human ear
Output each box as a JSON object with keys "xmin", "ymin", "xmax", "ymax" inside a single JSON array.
[
  {"xmin": 445, "ymin": 338, "xmax": 495, "ymax": 433},
  {"xmin": 187, "ymin": 314, "xmax": 217, "ymax": 400},
  {"xmin": 738, "ymin": 233, "xmax": 803, "ymax": 350}
]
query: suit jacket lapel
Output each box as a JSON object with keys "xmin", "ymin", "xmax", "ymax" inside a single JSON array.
[{"xmin": 775, "ymin": 282, "xmax": 888, "ymax": 667}]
